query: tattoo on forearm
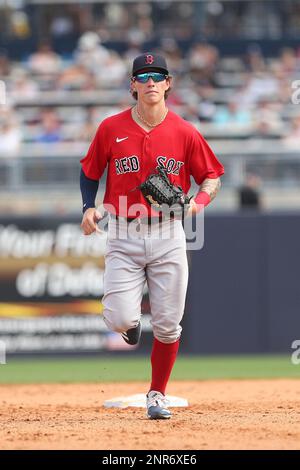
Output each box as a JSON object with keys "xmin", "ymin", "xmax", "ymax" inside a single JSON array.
[{"xmin": 200, "ymin": 177, "xmax": 221, "ymax": 201}]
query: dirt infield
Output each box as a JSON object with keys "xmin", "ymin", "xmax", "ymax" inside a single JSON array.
[{"xmin": 1, "ymin": 379, "xmax": 300, "ymax": 450}]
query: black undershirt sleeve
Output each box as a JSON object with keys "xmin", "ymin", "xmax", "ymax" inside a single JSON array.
[{"xmin": 80, "ymin": 168, "xmax": 99, "ymax": 213}]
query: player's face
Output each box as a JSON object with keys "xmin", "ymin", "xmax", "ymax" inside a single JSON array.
[{"xmin": 131, "ymin": 70, "xmax": 171, "ymax": 104}]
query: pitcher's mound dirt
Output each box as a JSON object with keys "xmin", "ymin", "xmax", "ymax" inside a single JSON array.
[{"xmin": 1, "ymin": 379, "xmax": 300, "ymax": 450}]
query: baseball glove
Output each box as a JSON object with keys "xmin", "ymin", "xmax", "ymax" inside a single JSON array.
[{"xmin": 139, "ymin": 166, "xmax": 191, "ymax": 217}]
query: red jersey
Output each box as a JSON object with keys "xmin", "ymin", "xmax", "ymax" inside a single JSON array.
[{"xmin": 80, "ymin": 108, "xmax": 224, "ymax": 217}]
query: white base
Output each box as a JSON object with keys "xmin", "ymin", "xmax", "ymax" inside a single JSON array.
[{"xmin": 103, "ymin": 393, "xmax": 188, "ymax": 409}]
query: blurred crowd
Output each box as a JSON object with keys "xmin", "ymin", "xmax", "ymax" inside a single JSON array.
[
  {"xmin": 2, "ymin": 1, "xmax": 300, "ymax": 45},
  {"xmin": 1, "ymin": 1, "xmax": 300, "ymax": 156},
  {"xmin": 0, "ymin": 30, "xmax": 300, "ymax": 156}
]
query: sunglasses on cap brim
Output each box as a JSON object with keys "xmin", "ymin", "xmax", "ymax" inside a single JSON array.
[{"xmin": 132, "ymin": 72, "xmax": 169, "ymax": 83}]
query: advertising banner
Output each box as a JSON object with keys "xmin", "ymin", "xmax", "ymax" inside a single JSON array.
[{"xmin": 0, "ymin": 217, "xmax": 152, "ymax": 354}]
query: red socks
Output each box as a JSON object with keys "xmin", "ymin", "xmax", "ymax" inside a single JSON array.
[{"xmin": 150, "ymin": 338, "xmax": 180, "ymax": 395}]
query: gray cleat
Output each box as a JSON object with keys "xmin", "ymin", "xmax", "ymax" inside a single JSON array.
[{"xmin": 146, "ymin": 390, "xmax": 171, "ymax": 419}]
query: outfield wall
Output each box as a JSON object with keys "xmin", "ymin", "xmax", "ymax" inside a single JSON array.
[{"xmin": 185, "ymin": 212, "xmax": 300, "ymax": 354}]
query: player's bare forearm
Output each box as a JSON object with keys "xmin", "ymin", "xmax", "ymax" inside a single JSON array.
[
  {"xmin": 188, "ymin": 177, "xmax": 221, "ymax": 215},
  {"xmin": 80, "ymin": 208, "xmax": 102, "ymax": 235},
  {"xmin": 201, "ymin": 177, "xmax": 221, "ymax": 201}
]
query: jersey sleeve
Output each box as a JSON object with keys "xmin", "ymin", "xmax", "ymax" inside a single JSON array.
[
  {"xmin": 189, "ymin": 130, "xmax": 225, "ymax": 185},
  {"xmin": 80, "ymin": 121, "xmax": 109, "ymax": 180}
]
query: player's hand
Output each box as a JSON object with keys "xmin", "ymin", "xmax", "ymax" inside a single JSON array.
[
  {"xmin": 186, "ymin": 198, "xmax": 201, "ymax": 217},
  {"xmin": 81, "ymin": 208, "xmax": 102, "ymax": 235}
]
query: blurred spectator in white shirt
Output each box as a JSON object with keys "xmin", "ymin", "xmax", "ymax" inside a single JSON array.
[
  {"xmin": 75, "ymin": 32, "xmax": 110, "ymax": 74},
  {"xmin": 28, "ymin": 43, "xmax": 63, "ymax": 75},
  {"xmin": 95, "ymin": 51, "xmax": 127, "ymax": 87},
  {"xmin": 9, "ymin": 68, "xmax": 39, "ymax": 100},
  {"xmin": 58, "ymin": 63, "xmax": 95, "ymax": 91},
  {"xmin": 237, "ymin": 71, "xmax": 280, "ymax": 105},
  {"xmin": 283, "ymin": 116, "xmax": 300, "ymax": 148},
  {"xmin": 253, "ymin": 100, "xmax": 283, "ymax": 132},
  {"xmin": 0, "ymin": 120, "xmax": 21, "ymax": 155}
]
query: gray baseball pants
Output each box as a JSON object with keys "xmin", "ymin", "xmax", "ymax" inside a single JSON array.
[{"xmin": 102, "ymin": 216, "xmax": 189, "ymax": 343}]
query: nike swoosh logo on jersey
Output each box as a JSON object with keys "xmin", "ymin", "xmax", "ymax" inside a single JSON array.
[{"xmin": 116, "ymin": 137, "xmax": 128, "ymax": 143}]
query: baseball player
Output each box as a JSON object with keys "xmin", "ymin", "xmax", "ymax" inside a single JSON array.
[{"xmin": 80, "ymin": 52, "xmax": 224, "ymax": 419}]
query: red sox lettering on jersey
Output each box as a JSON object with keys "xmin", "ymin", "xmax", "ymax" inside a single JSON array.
[
  {"xmin": 81, "ymin": 108, "xmax": 224, "ymax": 217},
  {"xmin": 115, "ymin": 155, "xmax": 183, "ymax": 176},
  {"xmin": 115, "ymin": 155, "xmax": 140, "ymax": 174}
]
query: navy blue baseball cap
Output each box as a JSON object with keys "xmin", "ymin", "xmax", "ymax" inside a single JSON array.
[{"xmin": 132, "ymin": 52, "xmax": 169, "ymax": 76}]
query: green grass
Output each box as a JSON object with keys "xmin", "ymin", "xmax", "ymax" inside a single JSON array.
[{"xmin": 0, "ymin": 355, "xmax": 299, "ymax": 384}]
